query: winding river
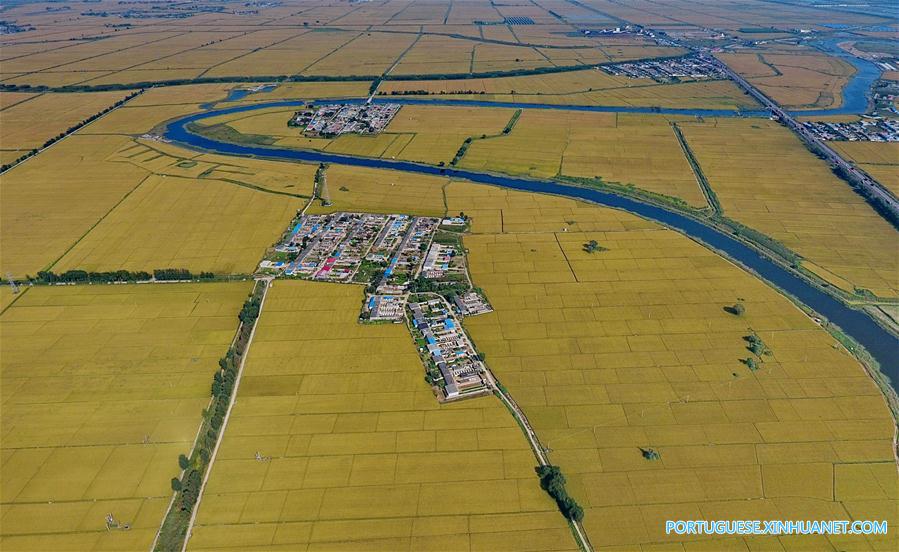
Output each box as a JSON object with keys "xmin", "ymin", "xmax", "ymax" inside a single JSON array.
[{"xmin": 164, "ymin": 102, "xmax": 899, "ymax": 391}]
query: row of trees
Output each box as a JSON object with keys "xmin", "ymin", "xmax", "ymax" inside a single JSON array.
[
  {"xmin": 157, "ymin": 283, "xmax": 266, "ymax": 550},
  {"xmin": 0, "ymin": 89, "xmax": 142, "ymax": 172},
  {"xmin": 29, "ymin": 268, "xmax": 214, "ymax": 284},
  {"xmin": 535, "ymin": 465, "xmax": 584, "ymax": 522}
]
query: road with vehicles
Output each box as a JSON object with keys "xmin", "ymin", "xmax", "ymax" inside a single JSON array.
[{"xmin": 710, "ymin": 56, "xmax": 899, "ymax": 221}]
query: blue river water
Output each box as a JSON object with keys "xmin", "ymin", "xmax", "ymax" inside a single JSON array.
[
  {"xmin": 797, "ymin": 38, "xmax": 883, "ymax": 116},
  {"xmin": 164, "ymin": 103, "xmax": 898, "ymax": 388}
]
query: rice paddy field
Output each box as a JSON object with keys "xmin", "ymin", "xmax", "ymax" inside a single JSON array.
[
  {"xmin": 380, "ymin": 70, "xmax": 757, "ymax": 110},
  {"xmin": 677, "ymin": 119, "xmax": 899, "ymax": 299},
  {"xmin": 306, "ymin": 164, "xmax": 449, "ymax": 217},
  {"xmin": 187, "ymin": 280, "xmax": 578, "ymax": 551},
  {"xmin": 0, "ymin": 91, "xmax": 131, "ymax": 158},
  {"xmin": 0, "ymin": 282, "xmax": 252, "ymax": 551},
  {"xmin": 443, "ymin": 183, "xmax": 898, "ymax": 551},
  {"xmin": 830, "ymin": 141, "xmax": 899, "ymax": 197},
  {"xmin": 717, "ymin": 46, "xmax": 856, "ymax": 110},
  {"xmin": 459, "ymin": 111, "xmax": 709, "ymax": 207},
  {"xmin": 0, "ymin": 135, "xmax": 150, "ymax": 279},
  {"xmin": 2, "ymin": 1, "xmax": 897, "ymax": 550},
  {"xmin": 216, "ymin": 104, "xmax": 517, "ymax": 166}
]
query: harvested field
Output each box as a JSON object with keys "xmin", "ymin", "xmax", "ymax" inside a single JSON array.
[
  {"xmin": 0, "ymin": 282, "xmax": 252, "ymax": 551},
  {"xmin": 678, "ymin": 119, "xmax": 899, "ymax": 298},
  {"xmin": 444, "ymin": 183, "xmax": 897, "ymax": 551},
  {"xmin": 187, "ymin": 280, "xmax": 577, "ymax": 551}
]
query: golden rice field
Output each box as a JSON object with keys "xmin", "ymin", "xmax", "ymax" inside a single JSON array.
[
  {"xmin": 187, "ymin": 280, "xmax": 577, "ymax": 551},
  {"xmin": 830, "ymin": 141, "xmax": 899, "ymax": 197},
  {"xmin": 380, "ymin": 70, "xmax": 757, "ymax": 110},
  {"xmin": 443, "ymin": 183, "xmax": 897, "ymax": 551},
  {"xmin": 307, "ymin": 164, "xmax": 449, "ymax": 217},
  {"xmin": 0, "ymin": 130, "xmax": 313, "ymax": 278},
  {"xmin": 219, "ymin": 104, "xmax": 516, "ymax": 165},
  {"xmin": 677, "ymin": 118, "xmax": 899, "ymax": 299},
  {"xmin": 0, "ymin": 91, "xmax": 130, "ymax": 154},
  {"xmin": 460, "ymin": 111, "xmax": 709, "ymax": 207},
  {"xmin": 52, "ymin": 173, "xmax": 303, "ymax": 275},
  {"xmin": 717, "ymin": 48, "xmax": 856, "ymax": 110},
  {"xmin": 0, "ymin": 282, "xmax": 252, "ymax": 551},
  {"xmin": 0, "ymin": 135, "xmax": 149, "ymax": 278}
]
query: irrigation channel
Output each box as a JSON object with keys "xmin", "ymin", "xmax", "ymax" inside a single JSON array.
[{"xmin": 164, "ymin": 101, "xmax": 899, "ymax": 395}]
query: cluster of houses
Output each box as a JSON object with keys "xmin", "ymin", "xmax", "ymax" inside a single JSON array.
[
  {"xmin": 371, "ymin": 217, "xmax": 438, "ymax": 296},
  {"xmin": 260, "ymin": 212, "xmax": 439, "ymax": 287},
  {"xmin": 801, "ymin": 118, "xmax": 899, "ymax": 142},
  {"xmin": 288, "ymin": 103, "xmax": 401, "ymax": 137},
  {"xmin": 409, "ymin": 298, "xmax": 490, "ymax": 401},
  {"xmin": 421, "ymin": 243, "xmax": 463, "ymax": 279},
  {"xmin": 601, "ymin": 54, "xmax": 727, "ymax": 82},
  {"xmin": 260, "ymin": 210, "xmax": 495, "ymax": 401}
]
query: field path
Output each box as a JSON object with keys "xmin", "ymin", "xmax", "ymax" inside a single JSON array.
[{"xmin": 179, "ymin": 277, "xmax": 273, "ymax": 552}]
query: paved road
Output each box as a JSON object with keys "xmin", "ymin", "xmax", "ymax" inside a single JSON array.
[{"xmin": 709, "ymin": 55, "xmax": 899, "ymax": 220}]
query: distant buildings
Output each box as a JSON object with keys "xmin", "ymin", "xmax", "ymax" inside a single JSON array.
[
  {"xmin": 288, "ymin": 103, "xmax": 400, "ymax": 137},
  {"xmin": 601, "ymin": 55, "xmax": 727, "ymax": 83},
  {"xmin": 801, "ymin": 118, "xmax": 899, "ymax": 142}
]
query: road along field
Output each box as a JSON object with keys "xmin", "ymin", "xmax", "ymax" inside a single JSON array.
[
  {"xmin": 186, "ymin": 280, "xmax": 578, "ymax": 551},
  {"xmin": 0, "ymin": 282, "xmax": 252, "ymax": 551},
  {"xmin": 830, "ymin": 141, "xmax": 899, "ymax": 197},
  {"xmin": 676, "ymin": 118, "xmax": 899, "ymax": 299},
  {"xmin": 443, "ymin": 182, "xmax": 898, "ymax": 551}
]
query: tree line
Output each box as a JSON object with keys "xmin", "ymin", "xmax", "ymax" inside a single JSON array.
[
  {"xmin": 27, "ymin": 268, "xmax": 214, "ymax": 284},
  {"xmin": 155, "ymin": 282, "xmax": 266, "ymax": 551}
]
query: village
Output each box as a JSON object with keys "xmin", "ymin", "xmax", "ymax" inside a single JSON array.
[
  {"xmin": 600, "ymin": 54, "xmax": 727, "ymax": 82},
  {"xmin": 287, "ymin": 103, "xmax": 401, "ymax": 137},
  {"xmin": 259, "ymin": 210, "xmax": 494, "ymax": 401},
  {"xmin": 801, "ymin": 117, "xmax": 899, "ymax": 142}
]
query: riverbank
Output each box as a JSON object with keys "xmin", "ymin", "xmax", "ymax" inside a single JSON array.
[{"xmin": 163, "ymin": 102, "xmax": 899, "ymax": 403}]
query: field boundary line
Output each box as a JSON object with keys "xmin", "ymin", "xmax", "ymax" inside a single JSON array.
[
  {"xmin": 0, "ymin": 89, "xmax": 144, "ymax": 176},
  {"xmin": 179, "ymin": 278, "xmax": 272, "ymax": 552},
  {"xmin": 41, "ymin": 173, "xmax": 154, "ymax": 274}
]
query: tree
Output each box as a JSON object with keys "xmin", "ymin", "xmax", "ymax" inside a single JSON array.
[
  {"xmin": 178, "ymin": 454, "xmax": 190, "ymax": 470},
  {"xmin": 583, "ymin": 240, "xmax": 606, "ymax": 253},
  {"xmin": 728, "ymin": 302, "xmax": 745, "ymax": 316},
  {"xmin": 171, "ymin": 478, "xmax": 182, "ymax": 491}
]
